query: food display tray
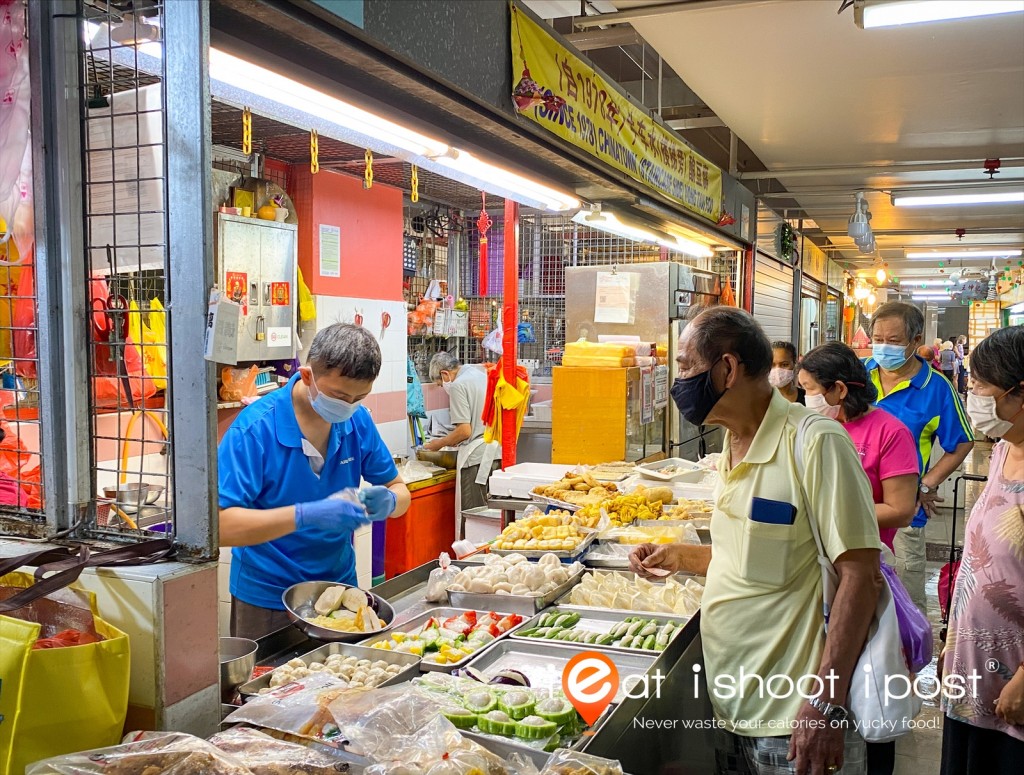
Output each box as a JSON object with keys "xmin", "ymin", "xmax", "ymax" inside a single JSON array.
[
  {"xmin": 634, "ymin": 457, "xmax": 705, "ymax": 482},
  {"xmin": 448, "ymin": 565, "xmax": 586, "ymax": 616},
  {"xmin": 357, "ymin": 607, "xmax": 526, "ymax": 673},
  {"xmin": 461, "ymin": 639, "xmax": 654, "ymax": 703},
  {"xmin": 489, "ymin": 531, "xmax": 596, "ymax": 561},
  {"xmin": 510, "ymin": 606, "xmax": 691, "ymax": 656},
  {"xmin": 237, "ymin": 641, "xmax": 420, "ymax": 698},
  {"xmin": 552, "ymin": 569, "xmax": 706, "ymax": 616}
]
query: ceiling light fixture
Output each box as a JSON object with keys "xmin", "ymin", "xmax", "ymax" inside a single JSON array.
[
  {"xmin": 867, "ymin": 292, "xmax": 878, "ymax": 305},
  {"xmin": 911, "ymin": 293, "xmax": 955, "ymax": 301},
  {"xmin": 904, "ymin": 249, "xmax": 1023, "ymax": 259},
  {"xmin": 571, "ymin": 207, "xmax": 713, "ymax": 257},
  {"xmin": 110, "ymin": 13, "xmax": 161, "ymax": 46},
  {"xmin": 859, "ymin": 0, "xmax": 1024, "ymax": 29},
  {"xmin": 875, "ymin": 267, "xmax": 887, "ymax": 283},
  {"xmin": 892, "ymin": 190, "xmax": 1024, "ymax": 207}
]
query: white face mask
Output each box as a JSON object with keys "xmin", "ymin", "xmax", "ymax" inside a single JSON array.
[
  {"xmin": 308, "ymin": 374, "xmax": 361, "ymax": 424},
  {"xmin": 805, "ymin": 391, "xmax": 841, "ymax": 420},
  {"xmin": 966, "ymin": 392, "xmax": 1016, "ymax": 438},
  {"xmin": 440, "ymin": 373, "xmax": 455, "ymax": 395},
  {"xmin": 769, "ymin": 367, "xmax": 795, "ymax": 388}
]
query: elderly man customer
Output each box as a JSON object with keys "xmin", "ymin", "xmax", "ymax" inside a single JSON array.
[{"xmin": 631, "ymin": 307, "xmax": 881, "ymax": 775}]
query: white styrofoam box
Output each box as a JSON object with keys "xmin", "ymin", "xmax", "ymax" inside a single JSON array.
[
  {"xmin": 530, "ymin": 400, "xmax": 552, "ymax": 422},
  {"xmin": 464, "ymin": 508, "xmax": 502, "ymax": 545},
  {"xmin": 488, "ymin": 462, "xmax": 572, "ymax": 499}
]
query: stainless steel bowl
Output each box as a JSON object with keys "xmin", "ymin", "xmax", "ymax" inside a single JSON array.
[
  {"xmin": 219, "ymin": 636, "xmax": 257, "ymax": 702},
  {"xmin": 281, "ymin": 580, "xmax": 396, "ymax": 643},
  {"xmin": 416, "ymin": 447, "xmax": 459, "ymax": 470},
  {"xmin": 103, "ymin": 483, "xmax": 165, "ymax": 513}
]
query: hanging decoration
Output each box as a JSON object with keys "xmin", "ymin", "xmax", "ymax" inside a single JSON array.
[
  {"xmin": 241, "ymin": 108, "xmax": 252, "ymax": 156},
  {"xmin": 775, "ymin": 222, "xmax": 797, "ymax": 264},
  {"xmin": 476, "ymin": 192, "xmax": 492, "ymax": 296},
  {"xmin": 717, "ymin": 210, "xmax": 736, "ymax": 227},
  {"xmin": 410, "ymin": 165, "xmax": 419, "ymax": 203},
  {"xmin": 309, "ymin": 130, "xmax": 319, "ymax": 174},
  {"xmin": 363, "ymin": 149, "xmax": 374, "ymax": 189}
]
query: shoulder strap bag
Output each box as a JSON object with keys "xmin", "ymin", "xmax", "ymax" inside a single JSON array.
[{"xmin": 794, "ymin": 413, "xmax": 922, "ymax": 743}]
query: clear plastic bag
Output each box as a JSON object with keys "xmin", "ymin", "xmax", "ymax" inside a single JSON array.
[
  {"xmin": 221, "ymin": 673, "xmax": 356, "ymax": 745},
  {"xmin": 206, "ymin": 727, "xmax": 348, "ymax": 775},
  {"xmin": 539, "ymin": 749, "xmax": 623, "ymax": 775},
  {"xmin": 26, "ymin": 732, "xmax": 251, "ymax": 775},
  {"xmin": 425, "ymin": 552, "xmax": 458, "ymax": 603}
]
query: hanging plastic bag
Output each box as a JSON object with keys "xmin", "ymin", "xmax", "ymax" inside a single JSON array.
[
  {"xmin": 424, "ymin": 552, "xmax": 458, "ymax": 603},
  {"xmin": 517, "ymin": 320, "xmax": 536, "ymax": 343},
  {"xmin": 142, "ymin": 298, "xmax": 168, "ymax": 390},
  {"xmin": 880, "ymin": 562, "xmax": 933, "ymax": 673},
  {"xmin": 482, "ymin": 320, "xmax": 503, "ymax": 355},
  {"xmin": 219, "ymin": 365, "xmax": 259, "ymax": 402}
]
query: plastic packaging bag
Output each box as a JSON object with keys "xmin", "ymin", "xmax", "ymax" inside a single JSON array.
[
  {"xmin": 425, "ymin": 552, "xmax": 458, "ymax": 603},
  {"xmin": 220, "ymin": 365, "xmax": 259, "ymax": 402},
  {"xmin": 206, "ymin": 727, "xmax": 348, "ymax": 775},
  {"xmin": 537, "ymin": 748, "xmax": 623, "ymax": 775},
  {"xmin": 26, "ymin": 732, "xmax": 251, "ymax": 775},
  {"xmin": 221, "ymin": 673, "xmax": 356, "ymax": 745},
  {"xmin": 880, "ymin": 562, "xmax": 933, "ymax": 672},
  {"xmin": 482, "ymin": 322, "xmax": 503, "ymax": 355}
]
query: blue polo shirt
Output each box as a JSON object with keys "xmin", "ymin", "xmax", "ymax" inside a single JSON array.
[
  {"xmin": 865, "ymin": 355, "xmax": 973, "ymax": 528},
  {"xmin": 219, "ymin": 374, "xmax": 398, "ymax": 609}
]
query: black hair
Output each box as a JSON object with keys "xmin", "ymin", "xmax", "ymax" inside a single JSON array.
[
  {"xmin": 689, "ymin": 307, "xmax": 772, "ymax": 378},
  {"xmin": 772, "ymin": 341, "xmax": 798, "ymax": 363},
  {"xmin": 307, "ymin": 323, "xmax": 382, "ymax": 381},
  {"xmin": 968, "ymin": 327, "xmax": 1024, "ymax": 394},
  {"xmin": 799, "ymin": 341, "xmax": 878, "ymax": 420},
  {"xmin": 870, "ymin": 301, "xmax": 924, "ymax": 343}
]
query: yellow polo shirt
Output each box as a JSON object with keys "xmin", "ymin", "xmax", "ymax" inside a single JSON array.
[{"xmin": 701, "ymin": 390, "xmax": 881, "ymax": 736}]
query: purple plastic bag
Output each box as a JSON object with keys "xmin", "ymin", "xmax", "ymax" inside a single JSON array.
[{"xmin": 881, "ymin": 562, "xmax": 933, "ymax": 673}]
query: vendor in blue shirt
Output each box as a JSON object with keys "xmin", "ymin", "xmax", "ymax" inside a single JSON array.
[{"xmin": 219, "ymin": 323, "xmax": 411, "ymax": 639}]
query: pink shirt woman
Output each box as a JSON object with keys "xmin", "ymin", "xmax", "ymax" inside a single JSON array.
[{"xmin": 799, "ymin": 342, "xmax": 920, "ymax": 549}]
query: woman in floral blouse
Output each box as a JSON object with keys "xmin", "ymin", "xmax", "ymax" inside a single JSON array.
[{"xmin": 941, "ymin": 326, "xmax": 1024, "ymax": 774}]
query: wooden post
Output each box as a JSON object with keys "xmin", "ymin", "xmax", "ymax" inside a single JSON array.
[{"xmin": 501, "ymin": 199, "xmax": 520, "ymax": 469}]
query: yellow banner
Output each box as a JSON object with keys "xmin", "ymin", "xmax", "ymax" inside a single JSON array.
[{"xmin": 510, "ymin": 3, "xmax": 722, "ymax": 222}]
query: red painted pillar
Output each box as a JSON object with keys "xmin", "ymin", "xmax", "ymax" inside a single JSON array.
[{"xmin": 501, "ymin": 200, "xmax": 520, "ymax": 469}]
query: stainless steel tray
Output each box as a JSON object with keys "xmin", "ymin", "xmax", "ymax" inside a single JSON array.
[
  {"xmin": 357, "ymin": 607, "xmax": 527, "ymax": 672},
  {"xmin": 510, "ymin": 606, "xmax": 691, "ymax": 656},
  {"xmin": 553, "ymin": 569, "xmax": 705, "ymax": 617},
  {"xmin": 528, "ymin": 493, "xmax": 580, "ymax": 512},
  {"xmin": 462, "ymin": 639, "xmax": 654, "ymax": 703},
  {"xmin": 237, "ymin": 641, "xmax": 420, "ymax": 698},
  {"xmin": 448, "ymin": 565, "xmax": 585, "ymax": 615},
  {"xmin": 489, "ymin": 531, "xmax": 596, "ymax": 561}
]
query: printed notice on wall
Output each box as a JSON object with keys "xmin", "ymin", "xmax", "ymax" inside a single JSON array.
[
  {"xmin": 319, "ymin": 224, "xmax": 341, "ymax": 278},
  {"xmin": 267, "ymin": 327, "xmax": 292, "ymax": 349},
  {"xmin": 594, "ymin": 271, "xmax": 636, "ymax": 324}
]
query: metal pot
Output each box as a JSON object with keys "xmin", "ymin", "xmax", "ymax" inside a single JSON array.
[
  {"xmin": 415, "ymin": 447, "xmax": 459, "ymax": 470},
  {"xmin": 219, "ymin": 637, "xmax": 257, "ymax": 702}
]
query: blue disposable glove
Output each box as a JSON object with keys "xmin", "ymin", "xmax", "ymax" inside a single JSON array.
[
  {"xmin": 359, "ymin": 486, "xmax": 398, "ymax": 522},
  {"xmin": 295, "ymin": 496, "xmax": 369, "ymax": 533}
]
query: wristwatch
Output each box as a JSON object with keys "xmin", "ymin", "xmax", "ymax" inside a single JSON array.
[
  {"xmin": 919, "ymin": 482, "xmax": 933, "ymax": 495},
  {"xmin": 808, "ymin": 696, "xmax": 850, "ymax": 724}
]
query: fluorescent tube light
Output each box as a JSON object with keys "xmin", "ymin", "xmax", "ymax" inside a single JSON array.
[
  {"xmin": 892, "ymin": 191, "xmax": 1024, "ymax": 207},
  {"xmin": 432, "ymin": 149, "xmax": 579, "ymax": 212},
  {"xmin": 906, "ymin": 280, "xmax": 955, "ymax": 287},
  {"xmin": 862, "ymin": 1, "xmax": 1024, "ymax": 28},
  {"xmin": 904, "ymin": 249, "xmax": 1023, "ymax": 259},
  {"xmin": 911, "ymin": 293, "xmax": 954, "ymax": 300},
  {"xmin": 572, "ymin": 208, "xmax": 661, "ymax": 244},
  {"xmin": 208, "ymin": 49, "xmax": 450, "ymax": 159},
  {"xmin": 1009, "ymin": 302, "xmax": 1024, "ymax": 314},
  {"xmin": 664, "ymin": 235, "xmax": 714, "ymax": 259}
]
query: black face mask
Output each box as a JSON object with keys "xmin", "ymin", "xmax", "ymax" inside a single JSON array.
[{"xmin": 671, "ymin": 359, "xmax": 726, "ymax": 427}]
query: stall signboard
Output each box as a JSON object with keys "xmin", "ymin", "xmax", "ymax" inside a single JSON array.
[
  {"xmin": 640, "ymin": 366, "xmax": 654, "ymax": 424},
  {"xmin": 654, "ymin": 364, "xmax": 669, "ymax": 410},
  {"xmin": 802, "ymin": 239, "xmax": 828, "ymax": 283},
  {"xmin": 510, "ymin": 3, "xmax": 722, "ymax": 223}
]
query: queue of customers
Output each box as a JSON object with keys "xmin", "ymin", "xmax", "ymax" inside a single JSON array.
[{"xmin": 629, "ymin": 304, "xmax": 1022, "ymax": 775}]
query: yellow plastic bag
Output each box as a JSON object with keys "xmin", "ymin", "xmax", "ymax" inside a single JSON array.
[
  {"xmin": 0, "ymin": 572, "xmax": 130, "ymax": 775},
  {"xmin": 296, "ymin": 267, "xmax": 316, "ymax": 323},
  {"xmin": 141, "ymin": 298, "xmax": 168, "ymax": 390}
]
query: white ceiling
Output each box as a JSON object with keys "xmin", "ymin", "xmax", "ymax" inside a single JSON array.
[{"xmin": 608, "ymin": 0, "xmax": 1024, "ymax": 279}]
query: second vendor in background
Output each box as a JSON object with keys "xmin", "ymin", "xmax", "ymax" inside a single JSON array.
[{"xmin": 425, "ymin": 352, "xmax": 501, "ymax": 523}]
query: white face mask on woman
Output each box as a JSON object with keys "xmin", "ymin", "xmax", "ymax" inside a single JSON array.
[
  {"xmin": 966, "ymin": 391, "xmax": 1018, "ymax": 438},
  {"xmin": 805, "ymin": 391, "xmax": 841, "ymax": 420},
  {"xmin": 769, "ymin": 367, "xmax": 795, "ymax": 388}
]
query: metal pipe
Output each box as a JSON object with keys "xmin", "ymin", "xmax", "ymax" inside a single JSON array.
[
  {"xmin": 657, "ymin": 52, "xmax": 663, "ymax": 117},
  {"xmin": 574, "ymin": 0, "xmax": 782, "ymax": 28},
  {"xmin": 822, "ymin": 227, "xmax": 1023, "ymax": 237},
  {"xmin": 729, "ymin": 130, "xmax": 738, "ymax": 175},
  {"xmin": 739, "ymin": 158, "xmax": 1024, "ymax": 180},
  {"xmin": 564, "ymin": 27, "xmax": 641, "ymax": 50},
  {"xmin": 501, "ymin": 200, "xmax": 520, "ymax": 469}
]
